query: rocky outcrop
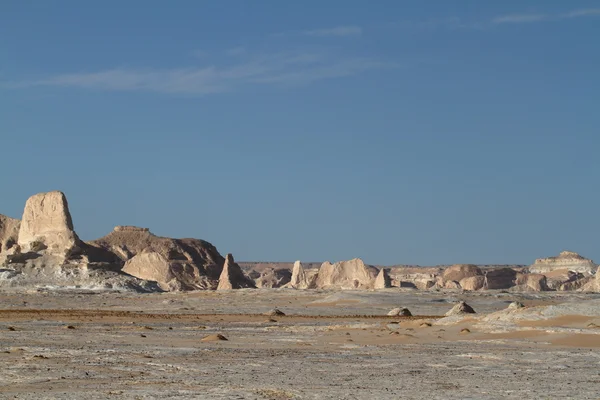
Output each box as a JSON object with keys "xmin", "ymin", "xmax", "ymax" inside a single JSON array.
[
  {"xmin": 217, "ymin": 254, "xmax": 256, "ymax": 290},
  {"xmin": 512, "ymin": 273, "xmax": 549, "ymax": 292},
  {"xmin": 373, "ymin": 268, "xmax": 392, "ymax": 289},
  {"xmin": 89, "ymin": 226, "xmax": 225, "ymax": 290},
  {"xmin": 314, "ymin": 258, "xmax": 378, "ymax": 290},
  {"xmin": 441, "ymin": 264, "xmax": 482, "ymax": 283},
  {"xmin": 122, "ymin": 249, "xmax": 217, "ymax": 291},
  {"xmin": 0, "ymin": 215, "xmax": 20, "ymax": 254},
  {"xmin": 529, "ymin": 251, "xmax": 597, "ymax": 275},
  {"xmin": 388, "ymin": 267, "xmax": 440, "ymax": 290},
  {"xmin": 252, "ymin": 268, "xmax": 292, "ymax": 288},
  {"xmin": 17, "ymin": 191, "xmax": 79, "ymax": 256},
  {"xmin": 483, "ymin": 268, "xmax": 518, "ymax": 290}
]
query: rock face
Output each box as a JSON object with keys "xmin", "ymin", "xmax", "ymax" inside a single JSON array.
[
  {"xmin": 373, "ymin": 268, "xmax": 392, "ymax": 289},
  {"xmin": 314, "ymin": 258, "xmax": 378, "ymax": 290},
  {"xmin": 17, "ymin": 191, "xmax": 79, "ymax": 255},
  {"xmin": 483, "ymin": 268, "xmax": 518, "ymax": 290},
  {"xmin": 89, "ymin": 226, "xmax": 225, "ymax": 290},
  {"xmin": 217, "ymin": 254, "xmax": 256, "ymax": 290},
  {"xmin": 529, "ymin": 251, "xmax": 597, "ymax": 275},
  {"xmin": 0, "ymin": 214, "xmax": 20, "ymax": 254}
]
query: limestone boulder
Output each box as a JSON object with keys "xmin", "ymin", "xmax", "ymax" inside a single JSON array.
[
  {"xmin": 314, "ymin": 258, "xmax": 378, "ymax": 290},
  {"xmin": 17, "ymin": 191, "xmax": 80, "ymax": 255},
  {"xmin": 445, "ymin": 301, "xmax": 476, "ymax": 316},
  {"xmin": 387, "ymin": 307, "xmax": 412, "ymax": 317},
  {"xmin": 373, "ymin": 268, "xmax": 392, "ymax": 289},
  {"xmin": 217, "ymin": 254, "xmax": 256, "ymax": 290},
  {"xmin": 529, "ymin": 251, "xmax": 597, "ymax": 275}
]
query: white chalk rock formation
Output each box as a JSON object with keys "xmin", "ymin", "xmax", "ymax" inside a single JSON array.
[
  {"xmin": 217, "ymin": 253, "xmax": 256, "ymax": 290},
  {"xmin": 0, "ymin": 192, "xmax": 159, "ymax": 292},
  {"xmin": 17, "ymin": 191, "xmax": 80, "ymax": 255},
  {"xmin": 374, "ymin": 268, "xmax": 392, "ymax": 289},
  {"xmin": 314, "ymin": 258, "xmax": 378, "ymax": 290},
  {"xmin": 529, "ymin": 251, "xmax": 597, "ymax": 275}
]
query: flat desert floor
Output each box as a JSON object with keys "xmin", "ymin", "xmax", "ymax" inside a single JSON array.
[{"xmin": 1, "ymin": 289, "xmax": 600, "ymax": 399}]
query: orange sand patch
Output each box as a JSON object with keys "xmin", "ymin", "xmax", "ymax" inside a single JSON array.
[
  {"xmin": 549, "ymin": 334, "xmax": 600, "ymax": 348},
  {"xmin": 306, "ymin": 300, "xmax": 361, "ymax": 307},
  {"xmin": 519, "ymin": 315, "xmax": 596, "ymax": 328}
]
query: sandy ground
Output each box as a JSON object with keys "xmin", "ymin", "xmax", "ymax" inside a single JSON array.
[{"xmin": 0, "ymin": 289, "xmax": 600, "ymax": 399}]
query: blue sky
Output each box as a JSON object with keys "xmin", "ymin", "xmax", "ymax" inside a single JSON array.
[{"xmin": 2, "ymin": 1, "xmax": 600, "ymax": 265}]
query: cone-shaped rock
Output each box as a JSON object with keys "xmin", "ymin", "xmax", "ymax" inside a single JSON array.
[
  {"xmin": 287, "ymin": 260, "xmax": 315, "ymax": 289},
  {"xmin": 445, "ymin": 301, "xmax": 476, "ymax": 316},
  {"xmin": 374, "ymin": 268, "xmax": 392, "ymax": 289},
  {"xmin": 17, "ymin": 191, "xmax": 79, "ymax": 254},
  {"xmin": 217, "ymin": 253, "xmax": 256, "ymax": 290}
]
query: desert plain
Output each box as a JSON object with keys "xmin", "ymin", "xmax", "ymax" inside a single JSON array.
[{"xmin": 1, "ymin": 289, "xmax": 600, "ymax": 399}]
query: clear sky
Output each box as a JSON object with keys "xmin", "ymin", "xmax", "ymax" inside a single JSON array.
[{"xmin": 2, "ymin": 1, "xmax": 599, "ymax": 265}]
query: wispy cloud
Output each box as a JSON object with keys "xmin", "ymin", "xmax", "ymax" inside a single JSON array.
[
  {"xmin": 302, "ymin": 26, "xmax": 363, "ymax": 37},
  {"xmin": 10, "ymin": 51, "xmax": 392, "ymax": 95},
  {"xmin": 565, "ymin": 8, "xmax": 600, "ymax": 18},
  {"xmin": 224, "ymin": 46, "xmax": 247, "ymax": 56},
  {"xmin": 492, "ymin": 8, "xmax": 600, "ymax": 24},
  {"xmin": 492, "ymin": 13, "xmax": 548, "ymax": 24}
]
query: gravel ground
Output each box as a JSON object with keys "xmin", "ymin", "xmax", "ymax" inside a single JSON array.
[{"xmin": 0, "ymin": 289, "xmax": 599, "ymax": 399}]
